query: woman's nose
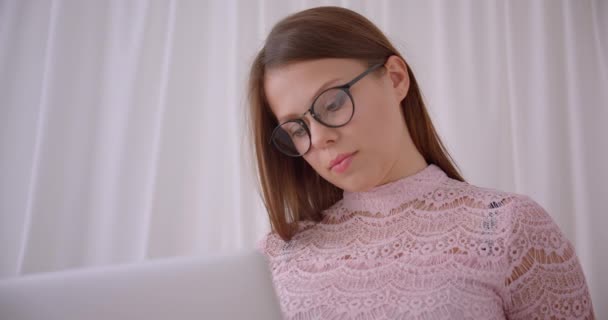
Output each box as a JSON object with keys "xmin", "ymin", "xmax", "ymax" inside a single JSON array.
[{"xmin": 308, "ymin": 117, "xmax": 338, "ymax": 150}]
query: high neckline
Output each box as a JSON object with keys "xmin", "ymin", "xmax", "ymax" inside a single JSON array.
[{"xmin": 340, "ymin": 163, "xmax": 447, "ymax": 209}]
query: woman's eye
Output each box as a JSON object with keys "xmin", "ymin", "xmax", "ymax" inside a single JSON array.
[
  {"xmin": 325, "ymin": 97, "xmax": 345, "ymax": 111},
  {"xmin": 291, "ymin": 128, "xmax": 306, "ymax": 138},
  {"xmin": 325, "ymin": 103, "xmax": 339, "ymax": 111}
]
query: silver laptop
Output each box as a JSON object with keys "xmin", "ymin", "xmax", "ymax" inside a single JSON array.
[{"xmin": 0, "ymin": 250, "xmax": 282, "ymax": 320}]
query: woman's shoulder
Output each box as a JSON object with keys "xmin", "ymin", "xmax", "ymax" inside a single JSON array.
[
  {"xmin": 440, "ymin": 179, "xmax": 559, "ymax": 235},
  {"xmin": 441, "ymin": 178, "xmax": 544, "ymax": 215},
  {"xmin": 255, "ymin": 231, "xmax": 277, "ymax": 256},
  {"xmin": 430, "ymin": 178, "xmax": 530, "ymax": 215},
  {"xmin": 255, "ymin": 220, "xmax": 317, "ymax": 258},
  {"xmin": 440, "ymin": 177, "xmax": 518, "ymax": 204}
]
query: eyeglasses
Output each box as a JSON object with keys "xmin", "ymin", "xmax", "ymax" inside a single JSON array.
[{"xmin": 269, "ymin": 62, "xmax": 384, "ymax": 157}]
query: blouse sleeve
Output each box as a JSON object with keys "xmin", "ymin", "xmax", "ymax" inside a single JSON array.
[
  {"xmin": 255, "ymin": 232, "xmax": 271, "ymax": 255},
  {"xmin": 503, "ymin": 195, "xmax": 595, "ymax": 319}
]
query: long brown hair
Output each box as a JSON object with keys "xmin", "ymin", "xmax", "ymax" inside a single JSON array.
[{"xmin": 247, "ymin": 6, "xmax": 464, "ymax": 241}]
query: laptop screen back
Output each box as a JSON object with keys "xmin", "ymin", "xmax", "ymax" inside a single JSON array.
[{"xmin": 0, "ymin": 250, "xmax": 282, "ymax": 320}]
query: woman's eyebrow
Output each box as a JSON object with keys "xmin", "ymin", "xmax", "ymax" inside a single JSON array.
[
  {"xmin": 310, "ymin": 77, "xmax": 343, "ymax": 102},
  {"xmin": 277, "ymin": 77, "xmax": 344, "ymax": 123}
]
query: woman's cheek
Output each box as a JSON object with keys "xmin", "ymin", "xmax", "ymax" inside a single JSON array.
[{"xmin": 304, "ymin": 155, "xmax": 325, "ymax": 176}]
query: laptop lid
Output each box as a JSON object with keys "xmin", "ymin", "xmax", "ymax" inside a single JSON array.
[{"xmin": 0, "ymin": 250, "xmax": 282, "ymax": 320}]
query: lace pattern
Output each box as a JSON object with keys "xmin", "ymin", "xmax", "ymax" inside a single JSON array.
[{"xmin": 258, "ymin": 164, "xmax": 594, "ymax": 319}]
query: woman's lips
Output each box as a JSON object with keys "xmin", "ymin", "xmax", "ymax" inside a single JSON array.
[{"xmin": 330, "ymin": 152, "xmax": 356, "ymax": 173}]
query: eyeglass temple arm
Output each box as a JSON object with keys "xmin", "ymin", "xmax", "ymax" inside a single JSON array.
[{"xmin": 343, "ymin": 63, "xmax": 385, "ymax": 88}]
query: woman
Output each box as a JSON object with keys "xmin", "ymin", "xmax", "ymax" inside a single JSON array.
[{"xmin": 248, "ymin": 6, "xmax": 594, "ymax": 320}]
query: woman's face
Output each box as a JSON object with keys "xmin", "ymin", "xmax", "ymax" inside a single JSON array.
[{"xmin": 264, "ymin": 56, "xmax": 411, "ymax": 192}]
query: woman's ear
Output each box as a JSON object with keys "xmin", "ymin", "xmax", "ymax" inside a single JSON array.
[{"xmin": 384, "ymin": 55, "xmax": 410, "ymax": 102}]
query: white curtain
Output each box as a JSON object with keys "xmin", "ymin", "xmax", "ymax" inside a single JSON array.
[{"xmin": 1, "ymin": 0, "xmax": 606, "ymax": 316}]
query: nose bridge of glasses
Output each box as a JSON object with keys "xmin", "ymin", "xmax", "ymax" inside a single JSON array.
[{"xmin": 295, "ymin": 106, "xmax": 318, "ymax": 129}]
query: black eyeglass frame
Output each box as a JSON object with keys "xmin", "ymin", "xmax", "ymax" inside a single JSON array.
[{"xmin": 269, "ymin": 62, "xmax": 385, "ymax": 157}]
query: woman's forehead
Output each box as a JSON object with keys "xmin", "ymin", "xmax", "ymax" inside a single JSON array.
[
  {"xmin": 264, "ymin": 58, "xmax": 362, "ymax": 121},
  {"xmin": 266, "ymin": 58, "xmax": 362, "ymax": 82}
]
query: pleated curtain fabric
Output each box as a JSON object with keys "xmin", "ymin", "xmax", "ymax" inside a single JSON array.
[{"xmin": 0, "ymin": 0, "xmax": 606, "ymax": 317}]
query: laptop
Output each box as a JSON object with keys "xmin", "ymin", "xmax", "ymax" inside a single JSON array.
[{"xmin": 0, "ymin": 250, "xmax": 283, "ymax": 320}]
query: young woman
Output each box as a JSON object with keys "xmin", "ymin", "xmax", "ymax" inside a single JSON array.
[{"xmin": 248, "ymin": 6, "xmax": 594, "ymax": 320}]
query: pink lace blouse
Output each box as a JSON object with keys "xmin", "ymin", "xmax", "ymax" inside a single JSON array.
[{"xmin": 258, "ymin": 164, "xmax": 594, "ymax": 319}]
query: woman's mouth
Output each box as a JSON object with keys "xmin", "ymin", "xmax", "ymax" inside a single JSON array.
[{"xmin": 330, "ymin": 152, "xmax": 356, "ymax": 173}]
